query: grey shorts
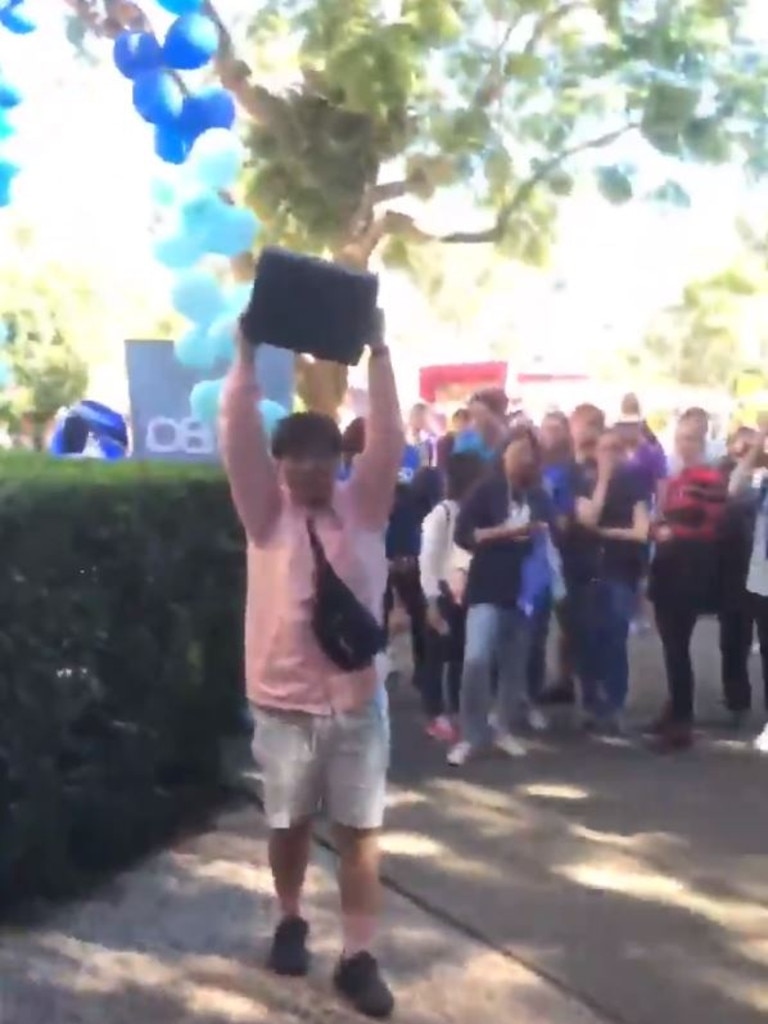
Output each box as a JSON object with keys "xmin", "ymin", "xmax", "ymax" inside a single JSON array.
[{"xmin": 252, "ymin": 699, "xmax": 390, "ymax": 831}]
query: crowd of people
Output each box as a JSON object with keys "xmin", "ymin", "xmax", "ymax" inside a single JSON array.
[
  {"xmin": 363, "ymin": 389, "xmax": 768, "ymax": 764},
  {"xmin": 220, "ymin": 314, "xmax": 768, "ymax": 1020}
]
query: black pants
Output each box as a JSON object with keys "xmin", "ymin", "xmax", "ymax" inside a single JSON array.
[
  {"xmin": 654, "ymin": 601, "xmax": 701, "ymax": 724},
  {"xmin": 383, "ymin": 560, "xmax": 427, "ymax": 669},
  {"xmin": 720, "ymin": 595, "xmax": 768, "ymax": 713},
  {"xmin": 420, "ymin": 591, "xmax": 465, "ymax": 717}
]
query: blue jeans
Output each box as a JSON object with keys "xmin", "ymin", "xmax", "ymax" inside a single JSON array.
[
  {"xmin": 572, "ymin": 579, "xmax": 635, "ymax": 716},
  {"xmin": 460, "ymin": 604, "xmax": 532, "ymax": 747}
]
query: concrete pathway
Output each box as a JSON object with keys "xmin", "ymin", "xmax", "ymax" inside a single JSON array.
[{"xmin": 0, "ymin": 807, "xmax": 606, "ymax": 1024}]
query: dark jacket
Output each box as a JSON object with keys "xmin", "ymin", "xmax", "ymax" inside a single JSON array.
[
  {"xmin": 385, "ymin": 466, "xmax": 442, "ymax": 559},
  {"xmin": 456, "ymin": 475, "xmax": 554, "ymax": 608}
]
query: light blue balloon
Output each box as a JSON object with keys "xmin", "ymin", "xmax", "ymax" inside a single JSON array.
[
  {"xmin": 156, "ymin": 0, "xmax": 203, "ymax": 14},
  {"xmin": 0, "ymin": 111, "xmax": 15, "ymax": 142},
  {"xmin": 206, "ymin": 204, "xmax": 259, "ymax": 257},
  {"xmin": 206, "ymin": 315, "xmax": 236, "ymax": 363},
  {"xmin": 171, "ymin": 268, "xmax": 226, "ymax": 325},
  {"xmin": 189, "ymin": 128, "xmax": 244, "ymax": 190},
  {"xmin": 179, "ymin": 188, "xmax": 225, "ymax": 245},
  {"xmin": 259, "ymin": 398, "xmax": 288, "ymax": 438},
  {"xmin": 189, "ymin": 377, "xmax": 224, "ymax": 423},
  {"xmin": 227, "ymin": 282, "xmax": 252, "ymax": 316},
  {"xmin": 0, "ymin": 359, "xmax": 12, "ymax": 388},
  {"xmin": 150, "ymin": 176, "xmax": 177, "ymax": 208},
  {"xmin": 174, "ymin": 325, "xmax": 218, "ymax": 370},
  {"xmin": 154, "ymin": 232, "xmax": 201, "ymax": 270}
]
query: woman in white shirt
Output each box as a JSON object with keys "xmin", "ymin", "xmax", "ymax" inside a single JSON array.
[{"xmin": 418, "ymin": 451, "xmax": 485, "ymax": 741}]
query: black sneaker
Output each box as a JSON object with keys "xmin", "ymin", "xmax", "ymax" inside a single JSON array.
[
  {"xmin": 333, "ymin": 951, "xmax": 394, "ymax": 1019},
  {"xmin": 267, "ymin": 916, "xmax": 310, "ymax": 977},
  {"xmin": 539, "ymin": 680, "xmax": 576, "ymax": 706}
]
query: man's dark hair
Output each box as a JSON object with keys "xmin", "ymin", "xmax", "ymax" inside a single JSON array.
[
  {"xmin": 570, "ymin": 403, "xmax": 606, "ymax": 431},
  {"xmin": 681, "ymin": 406, "xmax": 709, "ymax": 425},
  {"xmin": 445, "ymin": 451, "xmax": 485, "ymax": 501},
  {"xmin": 271, "ymin": 411, "xmax": 342, "ymax": 460},
  {"xmin": 471, "ymin": 387, "xmax": 508, "ymax": 419}
]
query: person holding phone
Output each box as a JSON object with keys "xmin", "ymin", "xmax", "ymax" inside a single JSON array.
[
  {"xmin": 571, "ymin": 427, "xmax": 651, "ymax": 732},
  {"xmin": 448, "ymin": 426, "xmax": 556, "ymax": 766},
  {"xmin": 219, "ymin": 311, "xmax": 403, "ymax": 1019}
]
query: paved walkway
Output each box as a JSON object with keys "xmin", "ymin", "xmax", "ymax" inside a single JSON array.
[
  {"xmin": 0, "ymin": 808, "xmax": 604, "ymax": 1024},
  {"xmin": 3, "ymin": 619, "xmax": 766, "ymax": 1023},
  {"xmin": 379, "ymin": 619, "xmax": 768, "ymax": 1024}
]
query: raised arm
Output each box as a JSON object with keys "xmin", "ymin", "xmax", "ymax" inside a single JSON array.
[
  {"xmin": 348, "ymin": 311, "xmax": 406, "ymax": 529},
  {"xmin": 218, "ymin": 332, "xmax": 282, "ymax": 546}
]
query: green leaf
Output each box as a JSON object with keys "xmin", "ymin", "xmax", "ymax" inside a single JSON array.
[
  {"xmin": 647, "ymin": 181, "xmax": 691, "ymax": 207},
  {"xmin": 595, "ymin": 165, "xmax": 634, "ymax": 205}
]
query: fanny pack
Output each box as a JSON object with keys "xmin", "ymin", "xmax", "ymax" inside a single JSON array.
[{"xmin": 306, "ymin": 519, "xmax": 386, "ymax": 672}]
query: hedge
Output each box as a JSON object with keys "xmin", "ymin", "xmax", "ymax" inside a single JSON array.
[{"xmin": 0, "ymin": 454, "xmax": 246, "ymax": 907}]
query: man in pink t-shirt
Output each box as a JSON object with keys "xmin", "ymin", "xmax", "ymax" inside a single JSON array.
[{"xmin": 219, "ymin": 314, "xmax": 403, "ymax": 1019}]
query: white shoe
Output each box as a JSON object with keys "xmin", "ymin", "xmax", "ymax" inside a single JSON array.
[
  {"xmin": 754, "ymin": 723, "xmax": 768, "ymax": 753},
  {"xmin": 447, "ymin": 740, "xmax": 475, "ymax": 766},
  {"xmin": 526, "ymin": 707, "xmax": 548, "ymax": 732},
  {"xmin": 495, "ymin": 733, "xmax": 527, "ymax": 758}
]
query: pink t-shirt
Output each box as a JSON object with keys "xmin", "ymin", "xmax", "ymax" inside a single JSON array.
[{"xmin": 219, "ymin": 356, "xmax": 404, "ymax": 715}]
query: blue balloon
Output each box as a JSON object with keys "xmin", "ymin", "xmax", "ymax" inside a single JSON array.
[
  {"xmin": 189, "ymin": 128, "xmax": 243, "ymax": 189},
  {"xmin": 206, "ymin": 203, "xmax": 259, "ymax": 257},
  {"xmin": 163, "ymin": 14, "xmax": 218, "ymax": 71},
  {"xmin": 206, "ymin": 316, "xmax": 236, "ymax": 363},
  {"xmin": 0, "ymin": 158, "xmax": 19, "ymax": 186},
  {"xmin": 189, "ymin": 377, "xmax": 224, "ymax": 424},
  {"xmin": 156, "ymin": 0, "xmax": 203, "ymax": 13},
  {"xmin": 132, "ymin": 70, "xmax": 184, "ymax": 127},
  {"xmin": 0, "ymin": 3, "xmax": 36, "ymax": 35},
  {"xmin": 0, "ymin": 111, "xmax": 14, "ymax": 141},
  {"xmin": 175, "ymin": 325, "xmax": 218, "ymax": 369},
  {"xmin": 0, "ymin": 178, "xmax": 11, "ymax": 208},
  {"xmin": 259, "ymin": 399, "xmax": 288, "ymax": 437},
  {"xmin": 178, "ymin": 188, "xmax": 226, "ymax": 245},
  {"xmin": 153, "ymin": 232, "xmax": 202, "ymax": 270},
  {"xmin": 226, "ymin": 282, "xmax": 252, "ymax": 316},
  {"xmin": 179, "ymin": 87, "xmax": 235, "ymax": 142},
  {"xmin": 171, "ymin": 268, "xmax": 226, "ymax": 325},
  {"xmin": 154, "ymin": 123, "xmax": 190, "ymax": 164},
  {"xmin": 150, "ymin": 175, "xmax": 176, "ymax": 208},
  {"xmin": 0, "ymin": 360, "xmax": 13, "ymax": 388},
  {"xmin": 0, "ymin": 78, "xmax": 22, "ymax": 109},
  {"xmin": 113, "ymin": 31, "xmax": 162, "ymax": 79}
]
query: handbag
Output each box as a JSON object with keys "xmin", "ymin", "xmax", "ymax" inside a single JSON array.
[{"xmin": 306, "ymin": 519, "xmax": 387, "ymax": 672}]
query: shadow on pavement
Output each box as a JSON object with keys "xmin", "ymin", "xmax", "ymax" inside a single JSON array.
[{"xmin": 380, "ymin": 620, "xmax": 768, "ymax": 1024}]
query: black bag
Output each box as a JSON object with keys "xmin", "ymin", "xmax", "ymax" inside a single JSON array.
[
  {"xmin": 241, "ymin": 247, "xmax": 379, "ymax": 366},
  {"xmin": 306, "ymin": 520, "xmax": 387, "ymax": 672}
]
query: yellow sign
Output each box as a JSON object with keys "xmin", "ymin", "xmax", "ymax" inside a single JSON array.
[{"xmin": 735, "ymin": 368, "xmax": 764, "ymax": 399}]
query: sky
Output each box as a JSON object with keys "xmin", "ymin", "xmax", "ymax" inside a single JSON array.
[{"xmin": 0, "ymin": 0, "xmax": 761, "ymax": 398}]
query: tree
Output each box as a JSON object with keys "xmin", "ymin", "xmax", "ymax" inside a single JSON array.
[
  {"xmin": 0, "ymin": 248, "xmax": 96, "ymax": 446},
  {"xmin": 639, "ymin": 263, "xmax": 768, "ymax": 390},
  {"xmin": 64, "ymin": 0, "xmax": 768, "ymax": 412}
]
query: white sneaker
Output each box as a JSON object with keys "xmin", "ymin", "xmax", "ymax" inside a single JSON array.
[
  {"xmin": 526, "ymin": 707, "xmax": 549, "ymax": 733},
  {"xmin": 754, "ymin": 723, "xmax": 768, "ymax": 753},
  {"xmin": 495, "ymin": 733, "xmax": 527, "ymax": 758},
  {"xmin": 447, "ymin": 740, "xmax": 475, "ymax": 766}
]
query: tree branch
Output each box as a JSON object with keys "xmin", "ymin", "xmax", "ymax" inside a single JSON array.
[
  {"xmin": 201, "ymin": 0, "xmax": 281, "ymax": 125},
  {"xmin": 370, "ymin": 179, "xmax": 411, "ymax": 204},
  {"xmin": 438, "ymin": 121, "xmax": 639, "ymax": 245}
]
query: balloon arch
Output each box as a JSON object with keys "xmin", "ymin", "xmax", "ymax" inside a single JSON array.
[{"xmin": 0, "ymin": 0, "xmax": 288, "ymax": 457}]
